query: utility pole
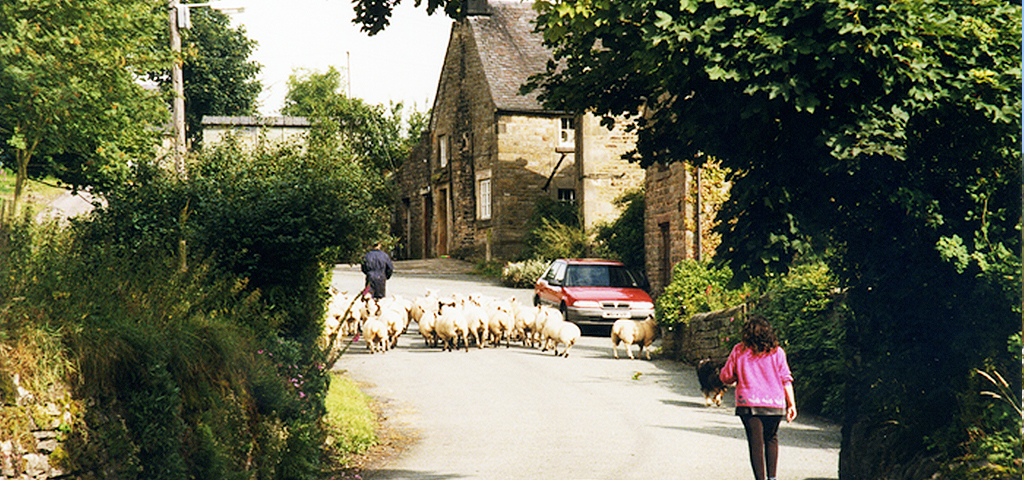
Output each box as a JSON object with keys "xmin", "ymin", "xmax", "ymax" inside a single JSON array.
[
  {"xmin": 169, "ymin": 0, "xmax": 187, "ymax": 177},
  {"xmin": 167, "ymin": 0, "xmax": 243, "ymax": 177}
]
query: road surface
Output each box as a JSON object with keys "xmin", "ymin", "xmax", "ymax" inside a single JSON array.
[{"xmin": 331, "ymin": 261, "xmax": 840, "ymax": 480}]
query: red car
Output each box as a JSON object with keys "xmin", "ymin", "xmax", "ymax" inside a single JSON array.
[{"xmin": 533, "ymin": 259, "xmax": 655, "ymax": 327}]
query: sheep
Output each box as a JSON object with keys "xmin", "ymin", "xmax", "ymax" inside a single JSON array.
[
  {"xmin": 513, "ymin": 305, "xmax": 538, "ymax": 347},
  {"xmin": 460, "ymin": 298, "xmax": 489, "ymax": 348},
  {"xmin": 378, "ymin": 306, "xmax": 407, "ymax": 350},
  {"xmin": 418, "ymin": 310, "xmax": 438, "ymax": 347},
  {"xmin": 486, "ymin": 302, "xmax": 515, "ymax": 348},
  {"xmin": 435, "ymin": 299, "xmax": 468, "ymax": 352},
  {"xmin": 547, "ymin": 320, "xmax": 581, "ymax": 357},
  {"xmin": 611, "ymin": 315, "xmax": 660, "ymax": 360},
  {"xmin": 362, "ymin": 317, "xmax": 388, "ymax": 353},
  {"xmin": 534, "ymin": 306, "xmax": 563, "ymax": 349}
]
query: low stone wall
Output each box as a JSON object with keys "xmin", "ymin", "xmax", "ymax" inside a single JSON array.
[
  {"xmin": 664, "ymin": 304, "xmax": 749, "ymax": 365},
  {"xmin": 1, "ymin": 402, "xmax": 67, "ymax": 480}
]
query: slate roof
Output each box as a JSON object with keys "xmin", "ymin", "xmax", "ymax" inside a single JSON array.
[{"xmin": 468, "ymin": 0, "xmax": 555, "ymax": 113}]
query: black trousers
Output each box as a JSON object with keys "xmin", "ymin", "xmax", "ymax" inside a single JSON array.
[{"xmin": 740, "ymin": 414, "xmax": 782, "ymax": 480}]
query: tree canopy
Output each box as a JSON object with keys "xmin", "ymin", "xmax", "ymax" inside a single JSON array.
[
  {"xmin": 179, "ymin": 7, "xmax": 262, "ymax": 147},
  {"xmin": 0, "ymin": 0, "xmax": 169, "ymax": 217},
  {"xmin": 282, "ymin": 66, "xmax": 426, "ymax": 174}
]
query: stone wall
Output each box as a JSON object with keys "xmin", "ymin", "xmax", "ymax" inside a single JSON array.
[
  {"xmin": 393, "ymin": 133, "xmax": 432, "ymax": 260},
  {"xmin": 664, "ymin": 304, "xmax": 749, "ymax": 365},
  {"xmin": 577, "ymin": 114, "xmax": 645, "ymax": 231},
  {"xmin": 645, "ymin": 162, "xmax": 696, "ymax": 296},
  {"xmin": 0, "ymin": 378, "xmax": 71, "ymax": 480}
]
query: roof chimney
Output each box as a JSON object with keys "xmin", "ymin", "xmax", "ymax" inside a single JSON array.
[{"xmin": 465, "ymin": 0, "xmax": 491, "ymax": 16}]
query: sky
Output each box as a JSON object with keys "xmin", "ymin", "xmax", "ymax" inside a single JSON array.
[{"xmin": 225, "ymin": 0, "xmax": 454, "ymax": 116}]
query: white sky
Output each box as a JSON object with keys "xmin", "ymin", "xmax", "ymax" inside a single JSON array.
[{"xmin": 226, "ymin": 0, "xmax": 454, "ymax": 116}]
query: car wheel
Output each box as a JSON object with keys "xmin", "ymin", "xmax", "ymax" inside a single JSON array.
[
  {"xmin": 559, "ymin": 302, "xmax": 568, "ymax": 320},
  {"xmin": 533, "ymin": 294, "xmax": 540, "ymax": 306}
]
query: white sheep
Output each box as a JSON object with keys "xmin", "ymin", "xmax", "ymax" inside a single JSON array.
[
  {"xmin": 460, "ymin": 298, "xmax": 489, "ymax": 348},
  {"xmin": 486, "ymin": 303, "xmax": 515, "ymax": 348},
  {"xmin": 378, "ymin": 306, "xmax": 407, "ymax": 350},
  {"xmin": 418, "ymin": 310, "xmax": 438, "ymax": 347},
  {"xmin": 513, "ymin": 305, "xmax": 538, "ymax": 347},
  {"xmin": 547, "ymin": 320, "xmax": 581, "ymax": 357},
  {"xmin": 534, "ymin": 306, "xmax": 563, "ymax": 349},
  {"xmin": 611, "ymin": 315, "xmax": 660, "ymax": 360},
  {"xmin": 362, "ymin": 317, "xmax": 388, "ymax": 353},
  {"xmin": 435, "ymin": 299, "xmax": 468, "ymax": 352}
]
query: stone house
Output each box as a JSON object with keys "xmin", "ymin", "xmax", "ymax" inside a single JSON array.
[{"xmin": 393, "ymin": 0, "xmax": 644, "ymax": 261}]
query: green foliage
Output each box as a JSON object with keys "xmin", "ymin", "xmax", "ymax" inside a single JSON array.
[
  {"xmin": 282, "ymin": 67, "xmax": 426, "ymax": 174},
  {"xmin": 179, "ymin": 7, "xmax": 262, "ymax": 147},
  {"xmin": 655, "ymin": 259, "xmax": 746, "ymax": 327},
  {"xmin": 352, "ymin": 0, "xmax": 459, "ymax": 35},
  {"xmin": 593, "ymin": 189, "xmax": 645, "ymax": 274},
  {"xmin": 0, "ymin": 0, "xmax": 169, "ymax": 217},
  {"xmin": 532, "ymin": 218, "xmax": 593, "ymax": 261},
  {"xmin": 0, "ymin": 131, "xmax": 391, "ymax": 479},
  {"xmin": 501, "ymin": 259, "xmax": 549, "ymax": 289},
  {"xmin": 324, "ymin": 373, "xmax": 377, "ymax": 461},
  {"xmin": 753, "ymin": 262, "xmax": 847, "ymax": 418},
  {"xmin": 520, "ymin": 197, "xmax": 581, "ymax": 260},
  {"xmin": 471, "ymin": 260, "xmax": 503, "ymax": 278},
  {"xmin": 527, "ymin": 0, "xmax": 1021, "ymax": 474}
]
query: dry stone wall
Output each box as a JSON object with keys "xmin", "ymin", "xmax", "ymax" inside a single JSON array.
[{"xmin": 665, "ymin": 304, "xmax": 749, "ymax": 364}]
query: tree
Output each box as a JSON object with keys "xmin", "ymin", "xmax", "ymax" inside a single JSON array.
[
  {"xmin": 521, "ymin": 0, "xmax": 1020, "ymax": 476},
  {"xmin": 180, "ymin": 7, "xmax": 262, "ymax": 148},
  {"xmin": 352, "ymin": 0, "xmax": 460, "ymax": 35},
  {"xmin": 0, "ymin": 0, "xmax": 169, "ymax": 218},
  {"xmin": 282, "ymin": 67, "xmax": 425, "ymax": 174}
]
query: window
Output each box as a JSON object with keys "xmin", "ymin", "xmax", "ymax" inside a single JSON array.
[
  {"xmin": 438, "ymin": 134, "xmax": 448, "ymax": 168},
  {"xmin": 558, "ymin": 188, "xmax": 576, "ymax": 203},
  {"xmin": 478, "ymin": 178, "xmax": 491, "ymax": 220},
  {"xmin": 559, "ymin": 117, "xmax": 575, "ymax": 149}
]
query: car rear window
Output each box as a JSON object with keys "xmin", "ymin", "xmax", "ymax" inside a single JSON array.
[{"xmin": 564, "ymin": 265, "xmax": 636, "ymax": 288}]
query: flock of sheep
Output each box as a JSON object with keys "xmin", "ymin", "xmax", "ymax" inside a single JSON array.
[{"xmin": 324, "ymin": 288, "xmax": 661, "ymax": 359}]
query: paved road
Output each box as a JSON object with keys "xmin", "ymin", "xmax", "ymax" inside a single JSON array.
[{"xmin": 331, "ymin": 262, "xmax": 840, "ymax": 480}]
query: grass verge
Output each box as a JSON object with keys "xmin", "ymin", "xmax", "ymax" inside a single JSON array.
[{"xmin": 325, "ymin": 372, "xmax": 378, "ymax": 462}]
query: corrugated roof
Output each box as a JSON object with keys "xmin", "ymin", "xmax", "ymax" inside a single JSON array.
[{"xmin": 469, "ymin": 1, "xmax": 554, "ymax": 113}]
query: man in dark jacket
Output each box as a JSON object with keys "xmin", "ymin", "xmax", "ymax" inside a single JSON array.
[{"xmin": 361, "ymin": 242, "xmax": 394, "ymax": 299}]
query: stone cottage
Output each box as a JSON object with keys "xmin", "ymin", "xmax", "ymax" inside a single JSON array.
[{"xmin": 393, "ymin": 0, "xmax": 645, "ymax": 261}]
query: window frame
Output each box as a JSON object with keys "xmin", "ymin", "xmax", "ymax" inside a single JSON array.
[
  {"xmin": 438, "ymin": 134, "xmax": 448, "ymax": 168},
  {"xmin": 478, "ymin": 177, "xmax": 492, "ymax": 220},
  {"xmin": 558, "ymin": 117, "xmax": 575, "ymax": 150}
]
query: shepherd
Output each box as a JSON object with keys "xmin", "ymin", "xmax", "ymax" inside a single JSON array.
[{"xmin": 361, "ymin": 242, "xmax": 394, "ymax": 300}]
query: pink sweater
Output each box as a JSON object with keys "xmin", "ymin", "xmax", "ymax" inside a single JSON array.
[{"xmin": 719, "ymin": 343, "xmax": 793, "ymax": 409}]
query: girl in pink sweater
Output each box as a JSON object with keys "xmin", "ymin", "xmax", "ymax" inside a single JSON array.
[{"xmin": 720, "ymin": 315, "xmax": 798, "ymax": 480}]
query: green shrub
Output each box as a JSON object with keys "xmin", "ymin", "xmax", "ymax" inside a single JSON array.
[
  {"xmin": 501, "ymin": 259, "xmax": 549, "ymax": 288},
  {"xmin": 754, "ymin": 262, "xmax": 847, "ymax": 418},
  {"xmin": 520, "ymin": 197, "xmax": 580, "ymax": 260},
  {"xmin": 0, "ymin": 136, "xmax": 390, "ymax": 480},
  {"xmin": 655, "ymin": 259, "xmax": 747, "ymax": 328}
]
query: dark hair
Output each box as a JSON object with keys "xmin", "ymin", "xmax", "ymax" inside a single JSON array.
[{"xmin": 741, "ymin": 314, "xmax": 779, "ymax": 355}]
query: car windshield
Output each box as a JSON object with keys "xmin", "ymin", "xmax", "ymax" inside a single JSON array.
[{"xmin": 564, "ymin": 265, "xmax": 637, "ymax": 288}]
